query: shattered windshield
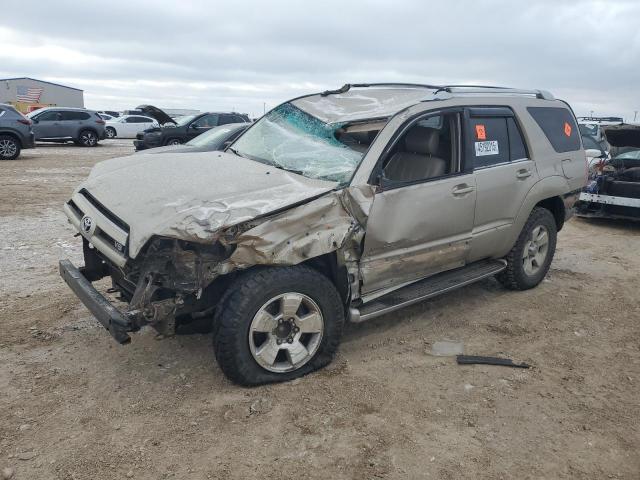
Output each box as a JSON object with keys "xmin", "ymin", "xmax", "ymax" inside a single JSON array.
[{"xmin": 230, "ymin": 103, "xmax": 365, "ymax": 185}]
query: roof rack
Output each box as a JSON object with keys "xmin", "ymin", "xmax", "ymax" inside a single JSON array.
[
  {"xmin": 320, "ymin": 83, "xmax": 442, "ymax": 96},
  {"xmin": 433, "ymin": 85, "xmax": 555, "ymax": 100}
]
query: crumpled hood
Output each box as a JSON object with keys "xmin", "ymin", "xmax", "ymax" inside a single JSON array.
[{"xmin": 80, "ymin": 151, "xmax": 338, "ymax": 258}]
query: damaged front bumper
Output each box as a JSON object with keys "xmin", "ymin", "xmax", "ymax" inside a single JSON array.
[{"xmin": 59, "ymin": 259, "xmax": 135, "ymax": 344}]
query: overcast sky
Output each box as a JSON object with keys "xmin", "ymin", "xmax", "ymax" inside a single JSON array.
[{"xmin": 1, "ymin": 0, "xmax": 638, "ymax": 119}]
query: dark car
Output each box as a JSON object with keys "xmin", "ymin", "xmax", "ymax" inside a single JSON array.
[
  {"xmin": 27, "ymin": 107, "xmax": 106, "ymax": 147},
  {"xmin": 138, "ymin": 123, "xmax": 250, "ymax": 154},
  {"xmin": 0, "ymin": 104, "xmax": 35, "ymax": 160},
  {"xmin": 133, "ymin": 105, "xmax": 250, "ymax": 150}
]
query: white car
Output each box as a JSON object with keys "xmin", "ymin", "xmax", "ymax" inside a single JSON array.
[{"xmin": 105, "ymin": 115, "xmax": 158, "ymax": 139}]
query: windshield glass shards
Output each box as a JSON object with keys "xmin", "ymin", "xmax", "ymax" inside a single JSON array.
[{"xmin": 231, "ymin": 103, "xmax": 374, "ymax": 185}]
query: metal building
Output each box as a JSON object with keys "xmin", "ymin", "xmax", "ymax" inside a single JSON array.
[{"xmin": 0, "ymin": 77, "xmax": 84, "ymax": 113}]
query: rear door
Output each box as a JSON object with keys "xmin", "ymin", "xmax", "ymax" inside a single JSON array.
[
  {"xmin": 59, "ymin": 111, "xmax": 90, "ymax": 138},
  {"xmin": 465, "ymin": 107, "xmax": 539, "ymax": 261}
]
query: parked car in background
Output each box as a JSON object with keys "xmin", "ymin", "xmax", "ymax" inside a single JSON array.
[
  {"xmin": 133, "ymin": 105, "xmax": 250, "ymax": 150},
  {"xmin": 98, "ymin": 113, "xmax": 115, "ymax": 121},
  {"xmin": 0, "ymin": 103, "xmax": 35, "ymax": 160},
  {"xmin": 577, "ymin": 123, "xmax": 640, "ymax": 221},
  {"xmin": 27, "ymin": 107, "xmax": 106, "ymax": 147},
  {"xmin": 139, "ymin": 123, "xmax": 250, "ymax": 154},
  {"xmin": 98, "ymin": 110, "xmax": 120, "ymax": 118},
  {"xmin": 105, "ymin": 115, "xmax": 158, "ymax": 139}
]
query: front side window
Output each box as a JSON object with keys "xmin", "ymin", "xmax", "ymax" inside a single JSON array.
[
  {"xmin": 231, "ymin": 102, "xmax": 374, "ymax": 185},
  {"xmin": 33, "ymin": 110, "xmax": 60, "ymax": 121},
  {"xmin": 381, "ymin": 113, "xmax": 459, "ymax": 183},
  {"xmin": 191, "ymin": 114, "xmax": 218, "ymax": 128}
]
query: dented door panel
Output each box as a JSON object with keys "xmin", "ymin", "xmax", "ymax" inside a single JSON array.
[{"xmin": 360, "ymin": 174, "xmax": 476, "ymax": 295}]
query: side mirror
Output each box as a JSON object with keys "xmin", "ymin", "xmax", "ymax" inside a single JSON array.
[
  {"xmin": 585, "ymin": 148, "xmax": 603, "ymax": 159},
  {"xmin": 222, "ymin": 140, "xmax": 232, "ymax": 149}
]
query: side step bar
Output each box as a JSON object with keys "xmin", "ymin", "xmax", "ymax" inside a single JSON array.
[{"xmin": 351, "ymin": 259, "xmax": 506, "ymax": 323}]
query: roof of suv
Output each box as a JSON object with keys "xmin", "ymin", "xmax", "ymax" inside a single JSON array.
[{"xmin": 292, "ymin": 83, "xmax": 556, "ymax": 124}]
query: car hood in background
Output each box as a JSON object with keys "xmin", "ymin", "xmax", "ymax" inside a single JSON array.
[
  {"xmin": 79, "ymin": 151, "xmax": 338, "ymax": 257},
  {"xmin": 603, "ymin": 124, "xmax": 640, "ymax": 148},
  {"xmin": 136, "ymin": 104, "xmax": 176, "ymax": 125}
]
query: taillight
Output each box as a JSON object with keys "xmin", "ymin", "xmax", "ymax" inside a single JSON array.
[
  {"xmin": 95, "ymin": 119, "xmax": 105, "ymax": 125},
  {"xmin": 17, "ymin": 118, "xmax": 32, "ymax": 125}
]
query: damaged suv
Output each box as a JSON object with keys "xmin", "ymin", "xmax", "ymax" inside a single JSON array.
[{"xmin": 60, "ymin": 84, "xmax": 586, "ymax": 385}]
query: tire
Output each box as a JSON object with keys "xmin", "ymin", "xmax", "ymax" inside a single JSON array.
[
  {"xmin": 105, "ymin": 127, "xmax": 116, "ymax": 139},
  {"xmin": 213, "ymin": 266, "xmax": 344, "ymax": 386},
  {"xmin": 166, "ymin": 138, "xmax": 182, "ymax": 146},
  {"xmin": 0, "ymin": 135, "xmax": 20, "ymax": 160},
  {"xmin": 497, "ymin": 207, "xmax": 557, "ymax": 290},
  {"xmin": 76, "ymin": 130, "xmax": 99, "ymax": 147}
]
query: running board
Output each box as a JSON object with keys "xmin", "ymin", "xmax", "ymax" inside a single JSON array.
[{"xmin": 351, "ymin": 259, "xmax": 506, "ymax": 323}]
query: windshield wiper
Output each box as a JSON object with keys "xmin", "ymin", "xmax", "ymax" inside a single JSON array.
[
  {"xmin": 227, "ymin": 147, "xmax": 248, "ymax": 159},
  {"xmin": 270, "ymin": 162, "xmax": 304, "ymax": 175}
]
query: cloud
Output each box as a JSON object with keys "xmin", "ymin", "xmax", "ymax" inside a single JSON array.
[{"xmin": 0, "ymin": 0, "xmax": 638, "ymax": 118}]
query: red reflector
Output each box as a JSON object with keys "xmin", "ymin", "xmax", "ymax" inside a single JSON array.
[
  {"xmin": 95, "ymin": 119, "xmax": 105, "ymax": 124},
  {"xmin": 17, "ymin": 118, "xmax": 32, "ymax": 125}
]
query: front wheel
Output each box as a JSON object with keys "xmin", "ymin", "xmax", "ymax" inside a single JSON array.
[
  {"xmin": 0, "ymin": 135, "xmax": 20, "ymax": 160},
  {"xmin": 213, "ymin": 266, "xmax": 344, "ymax": 386},
  {"xmin": 497, "ymin": 207, "xmax": 557, "ymax": 290},
  {"xmin": 166, "ymin": 138, "xmax": 182, "ymax": 146}
]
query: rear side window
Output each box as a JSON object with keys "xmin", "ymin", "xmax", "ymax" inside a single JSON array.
[
  {"xmin": 527, "ymin": 107, "xmax": 580, "ymax": 153},
  {"xmin": 468, "ymin": 117, "xmax": 510, "ymax": 168},
  {"xmin": 60, "ymin": 111, "xmax": 90, "ymax": 121}
]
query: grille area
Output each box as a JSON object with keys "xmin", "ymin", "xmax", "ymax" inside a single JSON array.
[{"xmin": 64, "ymin": 190, "xmax": 130, "ymax": 267}]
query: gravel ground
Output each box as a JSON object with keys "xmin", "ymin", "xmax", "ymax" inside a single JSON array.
[{"xmin": 1, "ymin": 140, "xmax": 639, "ymax": 480}]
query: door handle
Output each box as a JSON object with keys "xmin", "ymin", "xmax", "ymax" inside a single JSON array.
[
  {"xmin": 516, "ymin": 169, "xmax": 532, "ymax": 179},
  {"xmin": 451, "ymin": 184, "xmax": 475, "ymax": 195}
]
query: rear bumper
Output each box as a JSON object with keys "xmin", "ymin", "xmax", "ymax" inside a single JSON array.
[
  {"xmin": 23, "ymin": 133, "xmax": 36, "ymax": 149},
  {"xmin": 59, "ymin": 259, "xmax": 133, "ymax": 344}
]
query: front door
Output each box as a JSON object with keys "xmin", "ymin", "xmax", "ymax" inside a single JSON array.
[
  {"xmin": 360, "ymin": 110, "xmax": 477, "ymax": 297},
  {"xmin": 187, "ymin": 114, "xmax": 219, "ymax": 141},
  {"xmin": 33, "ymin": 110, "xmax": 62, "ymax": 139}
]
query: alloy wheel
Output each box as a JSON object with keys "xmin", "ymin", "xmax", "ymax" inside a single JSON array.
[
  {"xmin": 249, "ymin": 293, "xmax": 324, "ymax": 373},
  {"xmin": 0, "ymin": 139, "xmax": 17, "ymax": 158},
  {"xmin": 522, "ymin": 225, "xmax": 549, "ymax": 276}
]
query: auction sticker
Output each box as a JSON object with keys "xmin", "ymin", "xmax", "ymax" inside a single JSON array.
[{"xmin": 475, "ymin": 140, "xmax": 499, "ymax": 156}]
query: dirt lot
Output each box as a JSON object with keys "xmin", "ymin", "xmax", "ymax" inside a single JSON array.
[{"xmin": 1, "ymin": 141, "xmax": 639, "ymax": 480}]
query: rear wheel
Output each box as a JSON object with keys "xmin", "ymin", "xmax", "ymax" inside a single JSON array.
[
  {"xmin": 213, "ymin": 266, "xmax": 344, "ymax": 386},
  {"xmin": 105, "ymin": 127, "xmax": 116, "ymax": 139},
  {"xmin": 76, "ymin": 130, "xmax": 98, "ymax": 147},
  {"xmin": 497, "ymin": 207, "xmax": 557, "ymax": 290},
  {"xmin": 0, "ymin": 135, "xmax": 20, "ymax": 160}
]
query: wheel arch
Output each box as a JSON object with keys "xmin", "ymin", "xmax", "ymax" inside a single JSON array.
[
  {"xmin": 502, "ymin": 175, "xmax": 570, "ymax": 255},
  {"xmin": 0, "ymin": 130, "xmax": 23, "ymax": 148}
]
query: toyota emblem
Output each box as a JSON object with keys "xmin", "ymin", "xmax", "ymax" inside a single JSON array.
[{"xmin": 81, "ymin": 216, "xmax": 94, "ymax": 234}]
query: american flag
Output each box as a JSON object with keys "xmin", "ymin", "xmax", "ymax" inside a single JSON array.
[{"xmin": 16, "ymin": 85, "xmax": 44, "ymax": 103}]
